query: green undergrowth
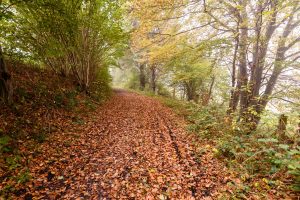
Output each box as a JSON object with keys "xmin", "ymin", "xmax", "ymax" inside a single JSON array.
[{"xmin": 156, "ymin": 96, "xmax": 300, "ymax": 199}]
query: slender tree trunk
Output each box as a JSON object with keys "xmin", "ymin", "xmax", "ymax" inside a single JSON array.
[
  {"xmin": 238, "ymin": 15, "xmax": 249, "ymax": 118},
  {"xmin": 228, "ymin": 35, "xmax": 239, "ymax": 114},
  {"xmin": 186, "ymin": 87, "xmax": 193, "ymax": 101},
  {"xmin": 139, "ymin": 63, "xmax": 146, "ymax": 91},
  {"xmin": 202, "ymin": 76, "xmax": 215, "ymax": 106},
  {"xmin": 0, "ymin": 46, "xmax": 12, "ymax": 103},
  {"xmin": 172, "ymin": 86, "xmax": 176, "ymax": 99},
  {"xmin": 150, "ymin": 66, "xmax": 156, "ymax": 93},
  {"xmin": 255, "ymin": 43, "xmax": 286, "ymax": 123},
  {"xmin": 277, "ymin": 114, "xmax": 288, "ymax": 140},
  {"xmin": 249, "ymin": 2, "xmax": 263, "ymax": 103},
  {"xmin": 226, "ymin": 0, "xmax": 249, "ymax": 120},
  {"xmin": 182, "ymin": 87, "xmax": 185, "ymax": 100},
  {"xmin": 297, "ymin": 117, "xmax": 300, "ymax": 135}
]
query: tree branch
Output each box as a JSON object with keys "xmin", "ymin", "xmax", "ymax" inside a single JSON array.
[
  {"xmin": 284, "ymin": 50, "xmax": 300, "ymax": 59},
  {"xmin": 285, "ymin": 36, "xmax": 300, "ymax": 50},
  {"xmin": 203, "ymin": 0, "xmax": 236, "ymax": 32}
]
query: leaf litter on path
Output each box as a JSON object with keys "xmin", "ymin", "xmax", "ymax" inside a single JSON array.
[{"xmin": 5, "ymin": 91, "xmax": 229, "ymax": 199}]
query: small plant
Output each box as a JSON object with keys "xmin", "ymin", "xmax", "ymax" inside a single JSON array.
[
  {"xmin": 54, "ymin": 90, "xmax": 79, "ymax": 110},
  {"xmin": 160, "ymin": 96, "xmax": 299, "ymax": 197},
  {"xmin": 54, "ymin": 93, "xmax": 64, "ymax": 107},
  {"xmin": 0, "ymin": 184, "xmax": 14, "ymax": 198},
  {"xmin": 15, "ymin": 87, "xmax": 30, "ymax": 103},
  {"xmin": 84, "ymin": 99, "xmax": 96, "ymax": 110},
  {"xmin": 64, "ymin": 90, "xmax": 78, "ymax": 110},
  {"xmin": 32, "ymin": 132, "xmax": 47, "ymax": 143},
  {"xmin": 16, "ymin": 169, "xmax": 31, "ymax": 184},
  {"xmin": 6, "ymin": 155, "xmax": 22, "ymax": 170},
  {"xmin": 72, "ymin": 116, "xmax": 85, "ymax": 125},
  {"xmin": 0, "ymin": 135, "xmax": 12, "ymax": 154}
]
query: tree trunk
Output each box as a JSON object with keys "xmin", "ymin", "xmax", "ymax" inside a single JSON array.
[
  {"xmin": 238, "ymin": 1, "xmax": 280, "ymax": 131},
  {"xmin": 228, "ymin": 35, "xmax": 239, "ymax": 114},
  {"xmin": 246, "ymin": 12, "xmax": 296, "ymax": 130},
  {"xmin": 237, "ymin": 13, "xmax": 249, "ymax": 118},
  {"xmin": 150, "ymin": 66, "xmax": 156, "ymax": 93},
  {"xmin": 0, "ymin": 46, "xmax": 12, "ymax": 103},
  {"xmin": 278, "ymin": 114, "xmax": 287, "ymax": 131},
  {"xmin": 139, "ymin": 63, "xmax": 146, "ymax": 91},
  {"xmin": 297, "ymin": 117, "xmax": 300, "ymax": 135},
  {"xmin": 277, "ymin": 114, "xmax": 288, "ymax": 140},
  {"xmin": 202, "ymin": 76, "xmax": 215, "ymax": 106},
  {"xmin": 182, "ymin": 86, "xmax": 186, "ymax": 100},
  {"xmin": 172, "ymin": 86, "xmax": 176, "ymax": 99},
  {"xmin": 185, "ymin": 81, "xmax": 197, "ymax": 102},
  {"xmin": 185, "ymin": 84, "xmax": 193, "ymax": 101},
  {"xmin": 246, "ymin": 1, "xmax": 278, "ymax": 123}
]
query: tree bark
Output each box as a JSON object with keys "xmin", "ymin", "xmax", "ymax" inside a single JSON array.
[
  {"xmin": 250, "ymin": 1, "xmax": 278, "ymax": 101},
  {"xmin": 139, "ymin": 63, "xmax": 146, "ymax": 91},
  {"xmin": 150, "ymin": 66, "xmax": 156, "ymax": 93},
  {"xmin": 202, "ymin": 76, "xmax": 215, "ymax": 106},
  {"xmin": 0, "ymin": 46, "xmax": 12, "ymax": 103},
  {"xmin": 277, "ymin": 114, "xmax": 288, "ymax": 140},
  {"xmin": 297, "ymin": 116, "xmax": 300, "ymax": 135},
  {"xmin": 172, "ymin": 86, "xmax": 176, "ymax": 99},
  {"xmin": 185, "ymin": 81, "xmax": 198, "ymax": 102},
  {"xmin": 247, "ymin": 1, "xmax": 278, "ymax": 121},
  {"xmin": 238, "ymin": 0, "xmax": 291, "ymax": 130},
  {"xmin": 248, "ymin": 10, "xmax": 299, "ymax": 129},
  {"xmin": 228, "ymin": 35, "xmax": 239, "ymax": 114},
  {"xmin": 185, "ymin": 83, "xmax": 193, "ymax": 101},
  {"xmin": 237, "ymin": 2, "xmax": 249, "ymax": 118}
]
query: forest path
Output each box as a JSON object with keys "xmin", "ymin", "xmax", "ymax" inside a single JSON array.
[{"xmin": 24, "ymin": 90, "xmax": 226, "ymax": 199}]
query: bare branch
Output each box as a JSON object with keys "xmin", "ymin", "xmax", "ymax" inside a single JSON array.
[
  {"xmin": 152, "ymin": 10, "xmax": 202, "ymax": 22},
  {"xmin": 153, "ymin": 22, "xmax": 214, "ymax": 37},
  {"xmin": 203, "ymin": 0, "xmax": 236, "ymax": 32},
  {"xmin": 285, "ymin": 36, "xmax": 300, "ymax": 50},
  {"xmin": 284, "ymin": 50, "xmax": 300, "ymax": 59}
]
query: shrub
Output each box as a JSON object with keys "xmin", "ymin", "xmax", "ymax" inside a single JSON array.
[
  {"xmin": 160, "ymin": 96, "xmax": 300, "ymax": 195},
  {"xmin": 89, "ymin": 66, "xmax": 112, "ymax": 102}
]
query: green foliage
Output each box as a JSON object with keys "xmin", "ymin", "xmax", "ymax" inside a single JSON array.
[
  {"xmin": 156, "ymin": 84, "xmax": 172, "ymax": 97},
  {"xmin": 126, "ymin": 72, "xmax": 140, "ymax": 90},
  {"xmin": 160, "ymin": 96, "xmax": 300, "ymax": 195},
  {"xmin": 218, "ymin": 133, "xmax": 300, "ymax": 193},
  {"xmin": 54, "ymin": 90, "xmax": 78, "ymax": 109},
  {"xmin": 53, "ymin": 93, "xmax": 64, "ymax": 107},
  {"xmin": 14, "ymin": 87, "xmax": 30, "ymax": 103},
  {"xmin": 0, "ymin": 135, "xmax": 12, "ymax": 153},
  {"xmin": 1, "ymin": 0, "xmax": 128, "ymax": 94},
  {"xmin": 15, "ymin": 169, "xmax": 31, "ymax": 184},
  {"xmin": 64, "ymin": 91, "xmax": 78, "ymax": 109},
  {"xmin": 89, "ymin": 66, "xmax": 112, "ymax": 102},
  {"xmin": 158, "ymin": 39, "xmax": 215, "ymax": 100},
  {"xmin": 0, "ymin": 184, "xmax": 14, "ymax": 199},
  {"xmin": 84, "ymin": 99, "xmax": 96, "ymax": 111},
  {"xmin": 6, "ymin": 155, "xmax": 22, "ymax": 171}
]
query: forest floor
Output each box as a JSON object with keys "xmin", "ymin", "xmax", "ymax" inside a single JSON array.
[{"xmin": 2, "ymin": 90, "xmax": 233, "ymax": 199}]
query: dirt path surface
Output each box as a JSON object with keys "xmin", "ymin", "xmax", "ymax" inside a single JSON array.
[{"xmin": 18, "ymin": 91, "xmax": 226, "ymax": 199}]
